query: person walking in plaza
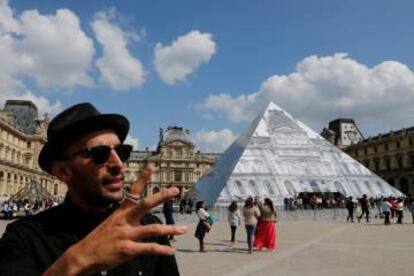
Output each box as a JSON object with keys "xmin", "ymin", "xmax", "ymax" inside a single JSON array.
[
  {"xmin": 375, "ymin": 196, "xmax": 384, "ymax": 219},
  {"xmin": 187, "ymin": 197, "xmax": 194, "ymax": 214},
  {"xmin": 409, "ymin": 198, "xmax": 414, "ymax": 224},
  {"xmin": 0, "ymin": 103, "xmax": 186, "ymax": 275},
  {"xmin": 227, "ymin": 201, "xmax": 241, "ymax": 246},
  {"xmin": 179, "ymin": 198, "xmax": 186, "ymax": 214},
  {"xmin": 390, "ymin": 197, "xmax": 397, "ymax": 219},
  {"xmin": 243, "ymin": 197, "xmax": 260, "ymax": 254},
  {"xmin": 194, "ymin": 201, "xmax": 211, "ymax": 252},
  {"xmin": 396, "ymin": 198, "xmax": 404, "ymax": 224},
  {"xmin": 358, "ymin": 194, "xmax": 370, "ymax": 223},
  {"xmin": 345, "ymin": 196, "xmax": 355, "ymax": 223},
  {"xmin": 381, "ymin": 197, "xmax": 392, "ymax": 225},
  {"xmin": 253, "ymin": 198, "xmax": 277, "ymax": 251},
  {"xmin": 163, "ymin": 192, "xmax": 176, "ymax": 242}
]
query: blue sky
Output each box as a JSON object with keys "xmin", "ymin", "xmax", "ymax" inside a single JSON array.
[{"xmin": 1, "ymin": 0, "xmax": 414, "ymax": 152}]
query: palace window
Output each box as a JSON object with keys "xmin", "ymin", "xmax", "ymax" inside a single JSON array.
[
  {"xmin": 385, "ymin": 158, "xmax": 391, "ymax": 170},
  {"xmin": 397, "ymin": 156, "xmax": 403, "ymax": 169},
  {"xmin": 374, "ymin": 160, "xmax": 380, "ymax": 171},
  {"xmin": 174, "ymin": 171, "xmax": 182, "ymax": 182},
  {"xmin": 176, "ymin": 149, "xmax": 182, "ymax": 159}
]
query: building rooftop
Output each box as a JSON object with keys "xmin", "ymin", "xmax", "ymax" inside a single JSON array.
[{"xmin": 161, "ymin": 126, "xmax": 194, "ymax": 145}]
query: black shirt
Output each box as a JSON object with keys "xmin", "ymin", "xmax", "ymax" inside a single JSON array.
[{"xmin": 0, "ymin": 198, "xmax": 180, "ymax": 276}]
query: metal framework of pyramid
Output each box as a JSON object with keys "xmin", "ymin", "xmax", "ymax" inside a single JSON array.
[
  {"xmin": 8, "ymin": 179, "xmax": 56, "ymax": 203},
  {"xmin": 195, "ymin": 102, "xmax": 403, "ymax": 207}
]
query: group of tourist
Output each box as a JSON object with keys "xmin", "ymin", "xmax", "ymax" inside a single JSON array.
[
  {"xmin": 345, "ymin": 194, "xmax": 414, "ymax": 225},
  {"xmin": 193, "ymin": 197, "xmax": 277, "ymax": 254},
  {"xmin": 1, "ymin": 198, "xmax": 60, "ymax": 219},
  {"xmin": 284, "ymin": 193, "xmax": 345, "ymax": 210},
  {"xmin": 190, "ymin": 193, "xmax": 414, "ymax": 253}
]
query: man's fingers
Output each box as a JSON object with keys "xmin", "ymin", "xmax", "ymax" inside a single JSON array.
[
  {"xmin": 121, "ymin": 164, "xmax": 153, "ymax": 209},
  {"xmin": 132, "ymin": 224, "xmax": 187, "ymax": 240},
  {"xmin": 128, "ymin": 187, "xmax": 179, "ymax": 219},
  {"xmin": 128, "ymin": 242, "xmax": 177, "ymax": 256}
]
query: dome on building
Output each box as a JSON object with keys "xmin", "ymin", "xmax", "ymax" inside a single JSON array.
[{"xmin": 161, "ymin": 126, "xmax": 194, "ymax": 145}]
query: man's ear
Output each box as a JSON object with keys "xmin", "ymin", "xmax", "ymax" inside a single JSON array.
[{"xmin": 50, "ymin": 161, "xmax": 72, "ymax": 183}]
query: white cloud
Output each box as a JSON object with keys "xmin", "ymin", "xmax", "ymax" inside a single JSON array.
[
  {"xmin": 154, "ymin": 30, "xmax": 216, "ymax": 85},
  {"xmin": 199, "ymin": 53, "xmax": 414, "ymax": 134},
  {"xmin": 0, "ymin": 0, "xmax": 88, "ymax": 118},
  {"xmin": 193, "ymin": 129, "xmax": 236, "ymax": 153},
  {"xmin": 0, "ymin": 0, "xmax": 95, "ymax": 88},
  {"xmin": 124, "ymin": 134, "xmax": 140, "ymax": 150},
  {"xmin": 0, "ymin": 0, "xmax": 19, "ymax": 33},
  {"xmin": 92, "ymin": 11, "xmax": 145, "ymax": 91}
]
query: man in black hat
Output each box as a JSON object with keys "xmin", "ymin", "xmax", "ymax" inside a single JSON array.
[{"xmin": 0, "ymin": 103, "xmax": 187, "ymax": 275}]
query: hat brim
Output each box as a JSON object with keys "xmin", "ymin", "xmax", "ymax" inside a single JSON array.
[{"xmin": 38, "ymin": 113, "xmax": 129, "ymax": 174}]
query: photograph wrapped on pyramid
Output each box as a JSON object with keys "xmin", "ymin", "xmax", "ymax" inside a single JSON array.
[{"xmin": 194, "ymin": 102, "xmax": 404, "ymax": 207}]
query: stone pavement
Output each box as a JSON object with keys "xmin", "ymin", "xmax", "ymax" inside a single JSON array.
[
  {"xmin": 1, "ymin": 211, "xmax": 414, "ymax": 276},
  {"xmin": 173, "ymin": 218, "xmax": 414, "ymax": 276}
]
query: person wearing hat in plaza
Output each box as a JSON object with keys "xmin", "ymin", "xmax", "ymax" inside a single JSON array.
[{"xmin": 0, "ymin": 103, "xmax": 187, "ymax": 275}]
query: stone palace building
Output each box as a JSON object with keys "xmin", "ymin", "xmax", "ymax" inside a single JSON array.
[
  {"xmin": 125, "ymin": 126, "xmax": 219, "ymax": 198},
  {"xmin": 0, "ymin": 100, "xmax": 66, "ymax": 202},
  {"xmin": 322, "ymin": 119, "xmax": 414, "ymax": 196}
]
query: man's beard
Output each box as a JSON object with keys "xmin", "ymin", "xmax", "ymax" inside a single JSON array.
[{"xmin": 72, "ymin": 168, "xmax": 124, "ymax": 208}]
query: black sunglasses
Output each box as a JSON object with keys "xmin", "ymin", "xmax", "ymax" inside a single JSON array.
[{"xmin": 62, "ymin": 144, "xmax": 133, "ymax": 165}]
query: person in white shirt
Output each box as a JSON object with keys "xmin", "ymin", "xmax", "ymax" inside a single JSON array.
[{"xmin": 194, "ymin": 201, "xmax": 210, "ymax": 252}]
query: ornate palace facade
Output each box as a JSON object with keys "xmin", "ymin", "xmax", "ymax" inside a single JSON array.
[
  {"xmin": 322, "ymin": 119, "xmax": 414, "ymax": 196},
  {"xmin": 345, "ymin": 128, "xmax": 414, "ymax": 196},
  {"xmin": 0, "ymin": 100, "xmax": 66, "ymax": 202},
  {"xmin": 125, "ymin": 126, "xmax": 219, "ymax": 198}
]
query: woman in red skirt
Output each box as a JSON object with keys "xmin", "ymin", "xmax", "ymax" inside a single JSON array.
[{"xmin": 253, "ymin": 198, "xmax": 277, "ymax": 251}]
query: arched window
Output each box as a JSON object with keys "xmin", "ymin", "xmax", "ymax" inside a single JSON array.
[
  {"xmin": 249, "ymin": 180, "xmax": 261, "ymax": 196},
  {"xmin": 334, "ymin": 181, "xmax": 346, "ymax": 195},
  {"xmin": 353, "ymin": 180, "xmax": 363, "ymax": 195},
  {"xmin": 285, "ymin": 180, "xmax": 298, "ymax": 195},
  {"xmin": 264, "ymin": 180, "xmax": 275, "ymax": 195},
  {"xmin": 309, "ymin": 181, "xmax": 321, "ymax": 193},
  {"xmin": 235, "ymin": 180, "xmax": 246, "ymax": 195},
  {"xmin": 364, "ymin": 181, "xmax": 374, "ymax": 194},
  {"xmin": 377, "ymin": 181, "xmax": 387, "ymax": 194}
]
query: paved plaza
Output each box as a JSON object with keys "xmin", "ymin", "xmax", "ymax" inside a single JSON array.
[{"xmin": 1, "ymin": 210, "xmax": 414, "ymax": 276}]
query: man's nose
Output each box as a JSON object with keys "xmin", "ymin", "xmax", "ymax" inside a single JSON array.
[{"xmin": 107, "ymin": 149, "xmax": 125, "ymax": 168}]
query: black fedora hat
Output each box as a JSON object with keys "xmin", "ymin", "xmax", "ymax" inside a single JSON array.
[{"xmin": 38, "ymin": 102, "xmax": 129, "ymax": 174}]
